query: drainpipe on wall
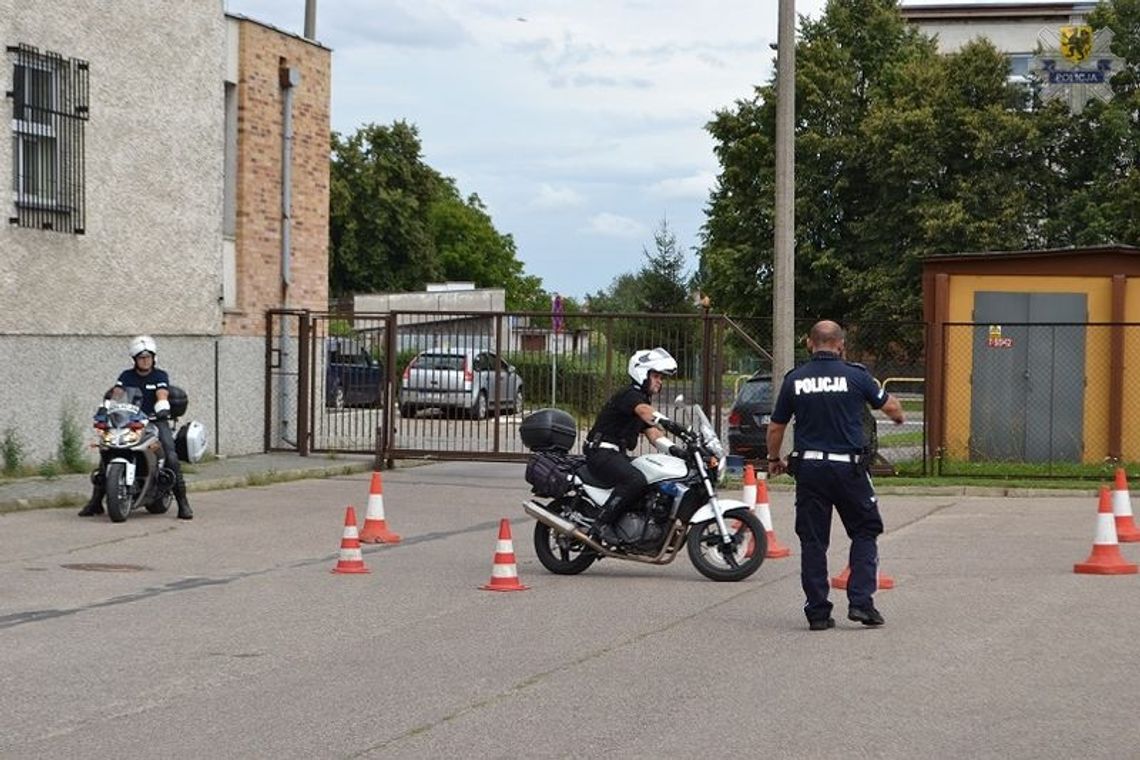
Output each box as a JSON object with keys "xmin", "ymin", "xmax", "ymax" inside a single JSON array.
[{"xmin": 278, "ymin": 64, "xmax": 299, "ymax": 447}]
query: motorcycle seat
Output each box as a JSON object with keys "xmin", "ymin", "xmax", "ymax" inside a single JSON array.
[{"xmin": 576, "ymin": 465, "xmax": 610, "ymax": 489}]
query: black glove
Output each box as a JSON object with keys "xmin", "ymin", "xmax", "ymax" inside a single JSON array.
[
  {"xmin": 668, "ymin": 445, "xmax": 687, "ymax": 459},
  {"xmin": 155, "ymin": 408, "xmax": 170, "ymax": 421},
  {"xmin": 661, "ymin": 418, "xmax": 686, "ymax": 437}
]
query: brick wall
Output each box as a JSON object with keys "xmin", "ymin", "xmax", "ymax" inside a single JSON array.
[{"xmin": 224, "ymin": 19, "xmax": 330, "ymax": 337}]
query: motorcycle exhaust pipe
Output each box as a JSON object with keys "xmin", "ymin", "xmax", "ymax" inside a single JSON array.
[{"xmin": 522, "ymin": 500, "xmax": 607, "ymax": 554}]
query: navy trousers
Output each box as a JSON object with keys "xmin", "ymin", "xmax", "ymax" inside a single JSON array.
[{"xmin": 793, "ymin": 460, "xmax": 884, "ymax": 620}]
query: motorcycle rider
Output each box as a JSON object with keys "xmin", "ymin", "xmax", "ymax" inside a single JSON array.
[
  {"xmin": 78, "ymin": 335, "xmax": 193, "ymax": 520},
  {"xmin": 585, "ymin": 347, "xmax": 687, "ymax": 545}
]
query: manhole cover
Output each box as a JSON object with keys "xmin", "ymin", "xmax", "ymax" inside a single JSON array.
[{"xmin": 60, "ymin": 563, "xmax": 150, "ymax": 573}]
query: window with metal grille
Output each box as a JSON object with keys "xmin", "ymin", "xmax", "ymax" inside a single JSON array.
[{"xmin": 6, "ymin": 44, "xmax": 88, "ymax": 234}]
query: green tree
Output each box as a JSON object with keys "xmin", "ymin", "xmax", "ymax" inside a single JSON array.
[
  {"xmin": 329, "ymin": 121, "xmax": 544, "ymax": 306},
  {"xmin": 330, "ymin": 121, "xmax": 443, "ymax": 296},
  {"xmin": 697, "ymin": 0, "xmax": 1049, "ymax": 333}
]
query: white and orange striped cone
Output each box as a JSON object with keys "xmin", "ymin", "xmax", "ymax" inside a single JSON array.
[
  {"xmin": 1111, "ymin": 469, "xmax": 1140, "ymax": 543},
  {"xmin": 741, "ymin": 464, "xmax": 758, "ymax": 513},
  {"xmin": 331, "ymin": 506, "xmax": 370, "ymax": 574},
  {"xmin": 359, "ymin": 471, "xmax": 401, "ymax": 544},
  {"xmin": 481, "ymin": 518, "xmax": 529, "ymax": 592},
  {"xmin": 831, "ymin": 565, "xmax": 894, "ymax": 590},
  {"xmin": 752, "ymin": 476, "xmax": 791, "ymax": 559},
  {"xmin": 1075, "ymin": 486, "xmax": 1138, "ymax": 575}
]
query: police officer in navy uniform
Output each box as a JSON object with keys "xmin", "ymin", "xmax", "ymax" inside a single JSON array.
[
  {"xmin": 766, "ymin": 321, "xmax": 904, "ymax": 630},
  {"xmin": 78, "ymin": 335, "xmax": 193, "ymax": 520},
  {"xmin": 585, "ymin": 347, "xmax": 687, "ymax": 545}
]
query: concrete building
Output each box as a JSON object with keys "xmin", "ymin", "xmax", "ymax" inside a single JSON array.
[
  {"xmin": 900, "ymin": 1, "xmax": 1098, "ymax": 81},
  {"xmin": 0, "ymin": 2, "xmax": 329, "ymax": 464}
]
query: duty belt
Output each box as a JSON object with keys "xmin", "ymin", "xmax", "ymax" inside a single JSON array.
[
  {"xmin": 792, "ymin": 450, "xmax": 861, "ymax": 463},
  {"xmin": 587, "ymin": 440, "xmax": 621, "ymax": 452}
]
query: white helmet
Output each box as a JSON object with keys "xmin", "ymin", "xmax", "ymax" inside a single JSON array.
[
  {"xmin": 176, "ymin": 420, "xmax": 209, "ymax": 463},
  {"xmin": 628, "ymin": 347, "xmax": 678, "ymax": 388},
  {"xmin": 129, "ymin": 335, "xmax": 157, "ymax": 359}
]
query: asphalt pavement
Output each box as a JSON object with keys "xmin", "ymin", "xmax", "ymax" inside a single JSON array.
[
  {"xmin": 0, "ymin": 451, "xmax": 377, "ymax": 513},
  {"xmin": 2, "ymin": 461, "xmax": 1139, "ymax": 758}
]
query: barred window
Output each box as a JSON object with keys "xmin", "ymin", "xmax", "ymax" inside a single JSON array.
[{"xmin": 6, "ymin": 44, "xmax": 88, "ymax": 234}]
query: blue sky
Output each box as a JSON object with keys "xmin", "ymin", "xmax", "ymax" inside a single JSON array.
[{"xmin": 223, "ymin": 0, "xmax": 979, "ymax": 299}]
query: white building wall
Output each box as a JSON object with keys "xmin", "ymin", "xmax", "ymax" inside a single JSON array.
[{"xmin": 0, "ymin": 0, "xmax": 225, "ymax": 335}]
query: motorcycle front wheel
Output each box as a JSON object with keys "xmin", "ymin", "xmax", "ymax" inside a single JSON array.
[
  {"xmin": 533, "ymin": 506, "xmax": 597, "ymax": 575},
  {"xmin": 105, "ymin": 462, "xmax": 132, "ymax": 523},
  {"xmin": 686, "ymin": 508, "xmax": 766, "ymax": 581}
]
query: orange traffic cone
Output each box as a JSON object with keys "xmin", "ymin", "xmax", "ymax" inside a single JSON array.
[
  {"xmin": 831, "ymin": 565, "xmax": 894, "ymax": 590},
  {"xmin": 741, "ymin": 464, "xmax": 758, "ymax": 513},
  {"xmin": 1074, "ymin": 486, "xmax": 1138, "ymax": 575},
  {"xmin": 359, "ymin": 471, "xmax": 401, "ymax": 544},
  {"xmin": 481, "ymin": 518, "xmax": 529, "ymax": 592},
  {"xmin": 331, "ymin": 506, "xmax": 370, "ymax": 574},
  {"xmin": 753, "ymin": 476, "xmax": 791, "ymax": 559},
  {"xmin": 1111, "ymin": 469, "xmax": 1140, "ymax": 543}
]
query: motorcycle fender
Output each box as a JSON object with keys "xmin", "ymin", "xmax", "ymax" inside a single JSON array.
[
  {"xmin": 109, "ymin": 456, "xmax": 136, "ymax": 486},
  {"xmin": 688, "ymin": 498, "xmax": 750, "ymax": 524}
]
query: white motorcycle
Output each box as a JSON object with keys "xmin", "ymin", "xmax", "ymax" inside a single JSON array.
[
  {"xmin": 521, "ymin": 403, "xmax": 766, "ymax": 581},
  {"xmin": 92, "ymin": 386, "xmax": 207, "ymax": 523}
]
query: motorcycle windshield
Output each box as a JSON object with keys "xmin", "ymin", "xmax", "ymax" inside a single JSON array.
[
  {"xmin": 693, "ymin": 405, "xmax": 725, "ymax": 460},
  {"xmin": 105, "ymin": 387, "xmax": 146, "ymax": 427}
]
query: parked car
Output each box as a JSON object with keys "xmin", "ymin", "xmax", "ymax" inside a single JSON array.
[
  {"xmin": 727, "ymin": 372, "xmax": 773, "ymax": 462},
  {"xmin": 399, "ymin": 349, "xmax": 523, "ymax": 420},
  {"xmin": 325, "ymin": 338, "xmax": 385, "ymax": 409},
  {"xmin": 727, "ymin": 370, "xmax": 883, "ymax": 469}
]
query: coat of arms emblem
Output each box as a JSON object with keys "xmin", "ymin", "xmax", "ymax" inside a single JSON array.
[{"xmin": 1060, "ymin": 25, "xmax": 1093, "ymax": 64}]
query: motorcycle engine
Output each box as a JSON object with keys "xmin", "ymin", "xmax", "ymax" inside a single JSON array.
[{"xmin": 614, "ymin": 512, "xmax": 665, "ymax": 550}]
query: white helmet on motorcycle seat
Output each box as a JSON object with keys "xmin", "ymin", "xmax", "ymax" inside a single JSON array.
[
  {"xmin": 628, "ymin": 347, "xmax": 678, "ymax": 388},
  {"xmin": 129, "ymin": 335, "xmax": 157, "ymax": 359}
]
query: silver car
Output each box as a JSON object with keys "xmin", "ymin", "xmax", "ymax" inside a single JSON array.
[{"xmin": 398, "ymin": 349, "xmax": 523, "ymax": 419}]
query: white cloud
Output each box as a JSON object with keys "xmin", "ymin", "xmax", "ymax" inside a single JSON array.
[
  {"xmin": 648, "ymin": 172, "xmax": 716, "ymax": 201},
  {"xmin": 532, "ymin": 183, "xmax": 585, "ymax": 209},
  {"xmin": 585, "ymin": 213, "xmax": 647, "ymax": 239},
  {"xmin": 224, "ymin": 0, "xmax": 833, "ymax": 296}
]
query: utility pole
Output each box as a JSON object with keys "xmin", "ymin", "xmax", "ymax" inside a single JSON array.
[{"xmin": 773, "ymin": 0, "xmax": 796, "ymax": 394}]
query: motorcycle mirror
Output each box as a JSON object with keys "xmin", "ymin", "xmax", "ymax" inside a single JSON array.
[{"xmin": 673, "ymin": 394, "xmax": 686, "ymax": 405}]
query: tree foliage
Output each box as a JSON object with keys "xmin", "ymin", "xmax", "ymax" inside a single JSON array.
[
  {"xmin": 697, "ymin": 0, "xmax": 1140, "ymax": 332},
  {"xmin": 588, "ymin": 218, "xmax": 696, "ymax": 314},
  {"xmin": 330, "ymin": 121, "xmax": 542, "ymax": 308}
]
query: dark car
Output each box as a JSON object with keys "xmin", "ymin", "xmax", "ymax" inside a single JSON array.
[
  {"xmin": 727, "ymin": 373, "xmax": 773, "ymax": 462},
  {"xmin": 727, "ymin": 370, "xmax": 884, "ymax": 470},
  {"xmin": 325, "ymin": 338, "xmax": 385, "ymax": 409}
]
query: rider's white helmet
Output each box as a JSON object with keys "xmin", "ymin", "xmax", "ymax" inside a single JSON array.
[
  {"xmin": 628, "ymin": 347, "xmax": 678, "ymax": 388},
  {"xmin": 129, "ymin": 335, "xmax": 157, "ymax": 359}
]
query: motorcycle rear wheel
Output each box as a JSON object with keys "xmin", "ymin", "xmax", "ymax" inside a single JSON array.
[
  {"xmin": 146, "ymin": 491, "xmax": 172, "ymax": 514},
  {"xmin": 534, "ymin": 512, "xmax": 597, "ymax": 575},
  {"xmin": 105, "ymin": 462, "xmax": 132, "ymax": 523},
  {"xmin": 686, "ymin": 508, "xmax": 766, "ymax": 581}
]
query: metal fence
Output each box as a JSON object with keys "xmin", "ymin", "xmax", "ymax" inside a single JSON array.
[
  {"xmin": 933, "ymin": 322, "xmax": 1135, "ymax": 479},
  {"xmin": 266, "ymin": 311, "xmax": 1140, "ymax": 479},
  {"xmin": 267, "ymin": 309, "xmax": 763, "ymax": 466}
]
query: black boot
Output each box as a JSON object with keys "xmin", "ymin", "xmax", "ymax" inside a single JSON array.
[
  {"xmin": 589, "ymin": 495, "xmax": 624, "ymax": 545},
  {"xmin": 78, "ymin": 473, "xmax": 105, "ymax": 517},
  {"xmin": 174, "ymin": 481, "xmax": 193, "ymax": 520}
]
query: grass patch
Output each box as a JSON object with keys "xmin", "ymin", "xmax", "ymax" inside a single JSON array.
[{"xmin": 879, "ymin": 430, "xmax": 923, "ymax": 446}]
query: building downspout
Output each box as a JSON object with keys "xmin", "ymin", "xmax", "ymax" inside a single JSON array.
[{"xmin": 278, "ymin": 64, "xmax": 299, "ymax": 447}]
